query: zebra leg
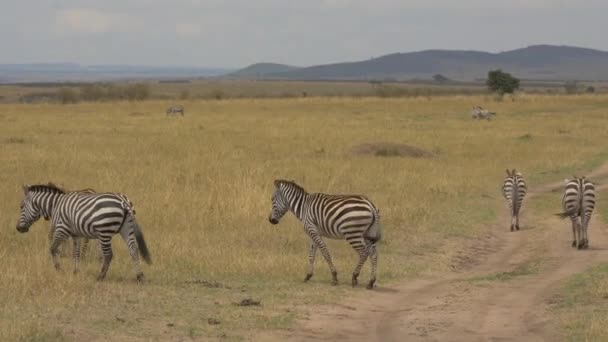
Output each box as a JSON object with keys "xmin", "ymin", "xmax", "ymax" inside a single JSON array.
[
  {"xmin": 304, "ymin": 242, "xmax": 317, "ymax": 282},
  {"xmin": 515, "ymin": 211, "xmax": 520, "ymax": 231},
  {"xmin": 50, "ymin": 230, "xmax": 69, "ymax": 271},
  {"xmin": 582, "ymin": 217, "xmax": 590, "ymax": 249},
  {"xmin": 576, "ymin": 220, "xmax": 585, "ymax": 250},
  {"xmin": 119, "ymin": 226, "xmax": 144, "ymax": 282},
  {"xmin": 570, "ymin": 217, "xmax": 578, "ymax": 247},
  {"xmin": 306, "ymin": 228, "xmax": 338, "ymax": 285},
  {"xmin": 96, "ymin": 238, "xmax": 114, "ymax": 281},
  {"xmin": 80, "ymin": 238, "xmax": 89, "ymax": 259},
  {"xmin": 72, "ymin": 237, "xmax": 81, "ymax": 274},
  {"xmin": 349, "ymin": 238, "xmax": 369, "ymax": 287},
  {"xmin": 367, "ymin": 242, "xmax": 379, "ymax": 290}
]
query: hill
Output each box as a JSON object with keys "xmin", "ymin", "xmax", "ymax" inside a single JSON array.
[
  {"xmin": 225, "ymin": 63, "xmax": 300, "ymax": 78},
  {"xmin": 224, "ymin": 45, "xmax": 608, "ymax": 81}
]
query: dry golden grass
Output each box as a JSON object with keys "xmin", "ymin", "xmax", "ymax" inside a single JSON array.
[{"xmin": 1, "ymin": 94, "xmax": 608, "ymax": 341}]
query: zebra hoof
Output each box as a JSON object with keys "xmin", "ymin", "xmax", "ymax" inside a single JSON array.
[
  {"xmin": 366, "ymin": 279, "xmax": 376, "ymax": 290},
  {"xmin": 331, "ymin": 271, "xmax": 338, "ymax": 286},
  {"xmin": 572, "ymin": 240, "xmax": 577, "ymax": 247},
  {"xmin": 352, "ymin": 274, "xmax": 359, "ymax": 287},
  {"xmin": 136, "ymin": 273, "xmax": 145, "ymax": 283},
  {"xmin": 96, "ymin": 275, "xmax": 106, "ymax": 282},
  {"xmin": 304, "ymin": 274, "xmax": 313, "ymax": 282},
  {"xmin": 73, "ymin": 269, "xmax": 80, "ymax": 275},
  {"xmin": 516, "ymin": 225, "xmax": 520, "ymax": 231}
]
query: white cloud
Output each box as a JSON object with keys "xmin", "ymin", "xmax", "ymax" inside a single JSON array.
[
  {"xmin": 175, "ymin": 22, "xmax": 202, "ymax": 38},
  {"xmin": 53, "ymin": 8, "xmax": 140, "ymax": 35}
]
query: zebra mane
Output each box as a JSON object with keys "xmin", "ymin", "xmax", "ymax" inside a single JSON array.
[
  {"xmin": 25, "ymin": 182, "xmax": 66, "ymax": 194},
  {"xmin": 274, "ymin": 179, "xmax": 307, "ymax": 194}
]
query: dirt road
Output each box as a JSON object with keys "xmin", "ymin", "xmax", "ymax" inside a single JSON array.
[{"xmin": 259, "ymin": 165, "xmax": 608, "ymax": 342}]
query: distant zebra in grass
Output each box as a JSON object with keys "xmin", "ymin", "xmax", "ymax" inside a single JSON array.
[
  {"xmin": 268, "ymin": 180, "xmax": 382, "ymax": 289},
  {"xmin": 471, "ymin": 106, "xmax": 496, "ymax": 120},
  {"xmin": 502, "ymin": 169, "xmax": 527, "ymax": 232},
  {"xmin": 16, "ymin": 183, "xmax": 151, "ymax": 281},
  {"xmin": 556, "ymin": 176, "xmax": 596, "ymax": 249},
  {"xmin": 166, "ymin": 105, "xmax": 184, "ymax": 116}
]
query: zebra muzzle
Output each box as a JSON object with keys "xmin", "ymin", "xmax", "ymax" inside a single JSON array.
[
  {"xmin": 16, "ymin": 224, "xmax": 29, "ymax": 233},
  {"xmin": 269, "ymin": 217, "xmax": 279, "ymax": 225}
]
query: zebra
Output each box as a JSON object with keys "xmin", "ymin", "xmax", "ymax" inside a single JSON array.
[
  {"xmin": 556, "ymin": 176, "xmax": 596, "ymax": 249},
  {"xmin": 47, "ymin": 187, "xmax": 97, "ymax": 257},
  {"xmin": 268, "ymin": 180, "xmax": 382, "ymax": 289},
  {"xmin": 471, "ymin": 106, "xmax": 496, "ymax": 120},
  {"xmin": 502, "ymin": 169, "xmax": 527, "ymax": 232},
  {"xmin": 166, "ymin": 105, "xmax": 184, "ymax": 116},
  {"xmin": 16, "ymin": 183, "xmax": 152, "ymax": 281}
]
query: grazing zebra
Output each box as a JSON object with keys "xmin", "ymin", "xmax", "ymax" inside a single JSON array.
[
  {"xmin": 471, "ymin": 106, "xmax": 496, "ymax": 120},
  {"xmin": 556, "ymin": 176, "xmax": 596, "ymax": 249},
  {"xmin": 502, "ymin": 169, "xmax": 527, "ymax": 232},
  {"xmin": 268, "ymin": 180, "xmax": 382, "ymax": 289},
  {"xmin": 16, "ymin": 183, "xmax": 151, "ymax": 281},
  {"xmin": 166, "ymin": 105, "xmax": 184, "ymax": 116}
]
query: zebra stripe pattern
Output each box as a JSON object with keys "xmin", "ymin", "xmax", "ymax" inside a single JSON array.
[
  {"xmin": 268, "ymin": 180, "xmax": 382, "ymax": 289},
  {"xmin": 166, "ymin": 105, "xmax": 184, "ymax": 116},
  {"xmin": 47, "ymin": 187, "xmax": 98, "ymax": 258},
  {"xmin": 502, "ymin": 169, "xmax": 527, "ymax": 232},
  {"xmin": 16, "ymin": 183, "xmax": 152, "ymax": 281},
  {"xmin": 556, "ymin": 176, "xmax": 596, "ymax": 249}
]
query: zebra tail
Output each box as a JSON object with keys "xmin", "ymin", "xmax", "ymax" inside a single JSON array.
[
  {"xmin": 554, "ymin": 211, "xmax": 572, "ymax": 219},
  {"xmin": 364, "ymin": 209, "xmax": 382, "ymax": 243},
  {"xmin": 130, "ymin": 214, "xmax": 152, "ymax": 265}
]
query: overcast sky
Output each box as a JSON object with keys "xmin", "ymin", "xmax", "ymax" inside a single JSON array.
[{"xmin": 2, "ymin": 1, "xmax": 607, "ymax": 68}]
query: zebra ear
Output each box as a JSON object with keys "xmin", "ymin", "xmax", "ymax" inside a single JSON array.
[
  {"xmin": 274, "ymin": 180, "xmax": 281, "ymax": 188},
  {"xmin": 505, "ymin": 169, "xmax": 511, "ymax": 176}
]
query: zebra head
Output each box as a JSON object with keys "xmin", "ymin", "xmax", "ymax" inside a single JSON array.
[
  {"xmin": 16, "ymin": 185, "xmax": 41, "ymax": 233},
  {"xmin": 269, "ymin": 180, "xmax": 289, "ymax": 225}
]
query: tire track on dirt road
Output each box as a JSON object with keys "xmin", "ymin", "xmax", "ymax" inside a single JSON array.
[{"xmin": 258, "ymin": 164, "xmax": 608, "ymax": 342}]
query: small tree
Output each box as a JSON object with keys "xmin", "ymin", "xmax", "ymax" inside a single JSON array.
[
  {"xmin": 564, "ymin": 81, "xmax": 578, "ymax": 94},
  {"xmin": 433, "ymin": 74, "xmax": 450, "ymax": 84},
  {"xmin": 486, "ymin": 69, "xmax": 520, "ymax": 94}
]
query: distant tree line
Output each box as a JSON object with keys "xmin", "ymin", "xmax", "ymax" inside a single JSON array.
[{"xmin": 55, "ymin": 83, "xmax": 151, "ymax": 103}]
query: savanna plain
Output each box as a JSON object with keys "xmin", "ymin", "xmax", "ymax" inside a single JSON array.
[{"xmin": 2, "ymin": 93, "xmax": 608, "ymax": 341}]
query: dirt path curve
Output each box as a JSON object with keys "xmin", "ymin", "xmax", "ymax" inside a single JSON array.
[{"xmin": 259, "ymin": 164, "xmax": 608, "ymax": 342}]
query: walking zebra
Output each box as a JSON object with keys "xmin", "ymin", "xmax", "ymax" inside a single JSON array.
[
  {"xmin": 166, "ymin": 105, "xmax": 184, "ymax": 116},
  {"xmin": 268, "ymin": 180, "xmax": 382, "ymax": 289},
  {"xmin": 47, "ymin": 187, "xmax": 97, "ymax": 257},
  {"xmin": 502, "ymin": 169, "xmax": 527, "ymax": 232},
  {"xmin": 556, "ymin": 176, "xmax": 596, "ymax": 249},
  {"xmin": 16, "ymin": 183, "xmax": 151, "ymax": 281}
]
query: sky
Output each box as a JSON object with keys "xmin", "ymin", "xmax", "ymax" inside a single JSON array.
[{"xmin": 2, "ymin": 0, "xmax": 607, "ymax": 68}]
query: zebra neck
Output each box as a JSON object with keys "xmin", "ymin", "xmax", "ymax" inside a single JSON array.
[
  {"xmin": 37, "ymin": 192, "xmax": 62, "ymax": 219},
  {"xmin": 285, "ymin": 190, "xmax": 308, "ymax": 221}
]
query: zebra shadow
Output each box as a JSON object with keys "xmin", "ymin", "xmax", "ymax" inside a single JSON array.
[
  {"xmin": 580, "ymin": 245, "xmax": 608, "ymax": 251},
  {"xmin": 371, "ymin": 286, "xmax": 399, "ymax": 293}
]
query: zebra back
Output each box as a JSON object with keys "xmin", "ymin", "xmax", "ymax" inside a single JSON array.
[
  {"xmin": 559, "ymin": 176, "xmax": 595, "ymax": 219},
  {"xmin": 502, "ymin": 169, "xmax": 527, "ymax": 214}
]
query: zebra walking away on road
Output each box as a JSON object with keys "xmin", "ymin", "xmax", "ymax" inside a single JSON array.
[
  {"xmin": 502, "ymin": 169, "xmax": 527, "ymax": 232},
  {"xmin": 16, "ymin": 183, "xmax": 152, "ymax": 281},
  {"xmin": 556, "ymin": 176, "xmax": 596, "ymax": 249},
  {"xmin": 166, "ymin": 105, "xmax": 184, "ymax": 116},
  {"xmin": 268, "ymin": 180, "xmax": 382, "ymax": 289}
]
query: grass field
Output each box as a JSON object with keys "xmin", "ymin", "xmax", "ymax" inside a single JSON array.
[{"xmin": 1, "ymin": 94, "xmax": 608, "ymax": 341}]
